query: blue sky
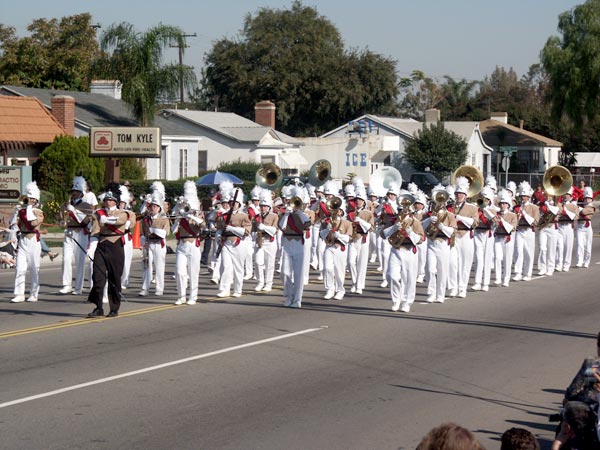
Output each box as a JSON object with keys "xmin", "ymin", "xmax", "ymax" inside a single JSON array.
[{"xmin": 0, "ymin": 0, "xmax": 583, "ymax": 82}]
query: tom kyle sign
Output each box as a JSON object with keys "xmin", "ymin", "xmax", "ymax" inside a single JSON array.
[{"xmin": 90, "ymin": 127, "xmax": 161, "ymax": 158}]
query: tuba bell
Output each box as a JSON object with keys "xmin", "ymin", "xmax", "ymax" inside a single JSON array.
[
  {"xmin": 256, "ymin": 163, "xmax": 283, "ymax": 190},
  {"xmin": 543, "ymin": 165, "xmax": 573, "ymax": 197},
  {"xmin": 369, "ymin": 166, "xmax": 403, "ymax": 198},
  {"xmin": 452, "ymin": 165, "xmax": 484, "ymax": 199},
  {"xmin": 290, "ymin": 195, "xmax": 304, "ymax": 210},
  {"xmin": 308, "ymin": 159, "xmax": 332, "ymax": 187}
]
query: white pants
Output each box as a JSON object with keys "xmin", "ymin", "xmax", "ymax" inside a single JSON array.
[
  {"xmin": 427, "ymin": 238, "xmax": 451, "ymax": 300},
  {"xmin": 87, "ymin": 239, "xmax": 98, "ymax": 289},
  {"xmin": 243, "ymin": 235, "xmax": 254, "ymax": 278},
  {"xmin": 219, "ymin": 238, "xmax": 246, "ymax": 295},
  {"xmin": 303, "ymin": 230, "xmax": 312, "ymax": 284},
  {"xmin": 538, "ymin": 226, "xmax": 558, "ymax": 275},
  {"xmin": 281, "ymin": 238, "xmax": 305, "ymax": 306},
  {"xmin": 513, "ymin": 227, "xmax": 535, "ymax": 277},
  {"xmin": 576, "ymin": 222, "xmax": 593, "ymax": 268},
  {"xmin": 447, "ymin": 244, "xmax": 459, "ymax": 292},
  {"xmin": 369, "ymin": 229, "xmax": 378, "ymax": 262},
  {"xmin": 254, "ymin": 239, "xmax": 277, "ymax": 288},
  {"xmin": 388, "ymin": 245, "xmax": 418, "ymax": 309},
  {"xmin": 121, "ymin": 236, "xmax": 133, "ymax": 288},
  {"xmin": 453, "ymin": 232, "xmax": 475, "ymax": 294},
  {"xmin": 473, "ymin": 229, "xmax": 494, "ymax": 287},
  {"xmin": 556, "ymin": 223, "xmax": 574, "ymax": 271},
  {"xmin": 323, "ymin": 244, "xmax": 348, "ymax": 295},
  {"xmin": 379, "ymin": 237, "xmax": 392, "ymax": 282},
  {"xmin": 176, "ymin": 239, "xmax": 201, "ymax": 302},
  {"xmin": 142, "ymin": 241, "xmax": 166, "ymax": 293},
  {"xmin": 494, "ymin": 235, "xmax": 514, "ymax": 284},
  {"xmin": 14, "ymin": 237, "xmax": 41, "ymax": 297},
  {"xmin": 348, "ymin": 237, "xmax": 369, "ymax": 291},
  {"xmin": 62, "ymin": 229, "xmax": 88, "ymax": 291},
  {"xmin": 416, "ymin": 239, "xmax": 427, "ymax": 281},
  {"xmin": 310, "ymin": 222, "xmax": 320, "ymax": 268}
]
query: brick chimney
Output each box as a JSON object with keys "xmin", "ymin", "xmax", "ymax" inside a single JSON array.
[
  {"xmin": 255, "ymin": 100, "xmax": 276, "ymax": 128},
  {"xmin": 424, "ymin": 108, "xmax": 440, "ymax": 124},
  {"xmin": 51, "ymin": 95, "xmax": 75, "ymax": 136}
]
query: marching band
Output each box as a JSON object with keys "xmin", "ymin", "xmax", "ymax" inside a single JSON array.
[{"xmin": 4, "ymin": 161, "xmax": 597, "ymax": 315}]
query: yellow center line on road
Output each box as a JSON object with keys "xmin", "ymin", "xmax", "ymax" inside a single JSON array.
[{"xmin": 0, "ymin": 304, "xmax": 179, "ymax": 338}]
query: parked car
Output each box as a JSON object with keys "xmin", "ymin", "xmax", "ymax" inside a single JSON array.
[{"xmin": 401, "ymin": 172, "xmax": 440, "ymax": 196}]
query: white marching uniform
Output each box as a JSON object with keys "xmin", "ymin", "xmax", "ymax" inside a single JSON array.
[
  {"xmin": 472, "ymin": 207, "xmax": 495, "ymax": 290},
  {"xmin": 451, "ymin": 201, "xmax": 479, "ymax": 297},
  {"xmin": 120, "ymin": 210, "xmax": 136, "ymax": 289},
  {"xmin": 512, "ymin": 202, "xmax": 539, "ymax": 280},
  {"xmin": 60, "ymin": 199, "xmax": 93, "ymax": 293},
  {"xmin": 576, "ymin": 203, "xmax": 595, "ymax": 268},
  {"xmin": 422, "ymin": 211, "xmax": 456, "ymax": 302},
  {"xmin": 141, "ymin": 214, "xmax": 170, "ymax": 295},
  {"xmin": 347, "ymin": 207, "xmax": 374, "ymax": 293},
  {"xmin": 279, "ymin": 209, "xmax": 311, "ymax": 307},
  {"xmin": 11, "ymin": 204, "xmax": 44, "ymax": 301},
  {"xmin": 492, "ymin": 211, "xmax": 517, "ymax": 286},
  {"xmin": 556, "ymin": 201, "xmax": 578, "ymax": 272},
  {"xmin": 320, "ymin": 216, "xmax": 353, "ymax": 299},
  {"xmin": 217, "ymin": 209, "xmax": 252, "ymax": 297},
  {"xmin": 254, "ymin": 211, "xmax": 279, "ymax": 291},
  {"xmin": 537, "ymin": 204, "xmax": 559, "ymax": 276},
  {"xmin": 173, "ymin": 213, "xmax": 204, "ymax": 304},
  {"xmin": 384, "ymin": 216, "xmax": 425, "ymax": 312}
]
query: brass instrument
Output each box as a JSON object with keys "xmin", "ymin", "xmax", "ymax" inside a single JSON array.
[
  {"xmin": 324, "ymin": 196, "xmax": 343, "ymax": 245},
  {"xmin": 256, "ymin": 163, "xmax": 283, "ymax": 190},
  {"xmin": 308, "ymin": 159, "xmax": 332, "ymax": 187},
  {"xmin": 538, "ymin": 165, "xmax": 573, "ymax": 228},
  {"xmin": 369, "ymin": 166, "xmax": 403, "ymax": 198},
  {"xmin": 17, "ymin": 194, "xmax": 28, "ymax": 207},
  {"xmin": 388, "ymin": 194, "xmax": 415, "ymax": 249},
  {"xmin": 290, "ymin": 196, "xmax": 304, "ymax": 210},
  {"xmin": 451, "ymin": 165, "xmax": 484, "ymax": 199},
  {"xmin": 426, "ymin": 190, "xmax": 449, "ymax": 237}
]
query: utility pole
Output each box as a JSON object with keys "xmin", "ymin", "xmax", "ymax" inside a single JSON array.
[{"xmin": 170, "ymin": 33, "xmax": 196, "ymax": 104}]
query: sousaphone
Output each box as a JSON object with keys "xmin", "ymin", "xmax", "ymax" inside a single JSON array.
[
  {"xmin": 308, "ymin": 159, "xmax": 332, "ymax": 187},
  {"xmin": 256, "ymin": 163, "xmax": 283, "ymax": 190},
  {"xmin": 369, "ymin": 166, "xmax": 403, "ymax": 197},
  {"xmin": 451, "ymin": 165, "xmax": 484, "ymax": 198},
  {"xmin": 543, "ymin": 165, "xmax": 573, "ymax": 197}
]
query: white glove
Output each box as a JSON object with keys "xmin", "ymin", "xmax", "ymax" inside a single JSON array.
[
  {"xmin": 66, "ymin": 204, "xmax": 75, "ymax": 212},
  {"xmin": 187, "ymin": 214, "xmax": 203, "ymax": 225},
  {"xmin": 100, "ymin": 215, "xmax": 117, "ymax": 225},
  {"xmin": 333, "ymin": 231, "xmax": 341, "ymax": 239},
  {"xmin": 430, "ymin": 215, "xmax": 438, "ymax": 224},
  {"xmin": 404, "ymin": 226, "xmax": 412, "ymax": 234},
  {"xmin": 326, "ymin": 222, "xmax": 333, "ymax": 230},
  {"xmin": 285, "ymin": 206, "xmax": 293, "ymax": 213},
  {"xmin": 257, "ymin": 223, "xmax": 266, "ymax": 231},
  {"xmin": 125, "ymin": 220, "xmax": 131, "ymax": 230}
]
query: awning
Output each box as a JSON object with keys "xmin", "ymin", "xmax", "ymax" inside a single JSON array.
[
  {"xmin": 279, "ymin": 152, "xmax": 308, "ymax": 169},
  {"xmin": 370, "ymin": 150, "xmax": 393, "ymax": 163}
]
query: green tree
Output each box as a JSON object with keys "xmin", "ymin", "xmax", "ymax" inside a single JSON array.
[
  {"xmin": 541, "ymin": 0, "xmax": 600, "ymax": 130},
  {"xmin": 91, "ymin": 22, "xmax": 196, "ymax": 125},
  {"xmin": 35, "ymin": 135, "xmax": 105, "ymax": 202},
  {"xmin": 400, "ymin": 123, "xmax": 468, "ymax": 179},
  {"xmin": 119, "ymin": 158, "xmax": 146, "ymax": 181},
  {"xmin": 397, "ymin": 70, "xmax": 444, "ymax": 120},
  {"xmin": 0, "ymin": 13, "xmax": 100, "ymax": 90},
  {"xmin": 437, "ymin": 76, "xmax": 480, "ymax": 120},
  {"xmin": 196, "ymin": 1, "xmax": 398, "ymax": 136}
]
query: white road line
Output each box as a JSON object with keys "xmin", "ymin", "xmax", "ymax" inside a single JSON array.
[{"xmin": 0, "ymin": 327, "xmax": 326, "ymax": 409}]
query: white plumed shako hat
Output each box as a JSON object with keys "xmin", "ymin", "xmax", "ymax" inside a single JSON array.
[
  {"xmin": 454, "ymin": 176, "xmax": 470, "ymax": 195},
  {"xmin": 25, "ymin": 181, "xmax": 40, "ymax": 201}
]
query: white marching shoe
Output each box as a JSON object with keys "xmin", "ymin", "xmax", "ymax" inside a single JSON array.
[
  {"xmin": 471, "ymin": 284, "xmax": 482, "ymax": 291},
  {"xmin": 10, "ymin": 295, "xmax": 25, "ymax": 303},
  {"xmin": 59, "ymin": 286, "xmax": 72, "ymax": 294}
]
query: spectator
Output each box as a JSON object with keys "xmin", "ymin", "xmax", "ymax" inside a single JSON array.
[
  {"xmin": 563, "ymin": 334, "xmax": 600, "ymax": 407},
  {"xmin": 416, "ymin": 422, "xmax": 486, "ymax": 450},
  {"xmin": 501, "ymin": 428, "xmax": 540, "ymax": 450},
  {"xmin": 551, "ymin": 401, "xmax": 600, "ymax": 449}
]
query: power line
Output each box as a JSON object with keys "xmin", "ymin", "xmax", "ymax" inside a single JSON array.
[{"xmin": 170, "ymin": 32, "xmax": 197, "ymax": 103}]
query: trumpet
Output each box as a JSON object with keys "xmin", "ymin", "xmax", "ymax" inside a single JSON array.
[
  {"xmin": 388, "ymin": 194, "xmax": 415, "ymax": 248},
  {"xmin": 324, "ymin": 196, "xmax": 343, "ymax": 245},
  {"xmin": 426, "ymin": 190, "xmax": 449, "ymax": 237}
]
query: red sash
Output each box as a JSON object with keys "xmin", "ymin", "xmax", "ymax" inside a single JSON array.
[
  {"xmin": 177, "ymin": 218, "xmax": 201, "ymax": 247},
  {"xmin": 286, "ymin": 214, "xmax": 305, "ymax": 245}
]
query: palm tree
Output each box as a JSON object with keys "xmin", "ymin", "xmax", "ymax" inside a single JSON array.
[{"xmin": 93, "ymin": 22, "xmax": 196, "ymax": 125}]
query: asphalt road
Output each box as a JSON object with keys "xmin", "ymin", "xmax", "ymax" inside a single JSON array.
[{"xmin": 1, "ymin": 238, "xmax": 600, "ymax": 450}]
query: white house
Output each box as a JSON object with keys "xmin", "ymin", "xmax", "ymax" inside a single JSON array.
[
  {"xmin": 304, "ymin": 109, "xmax": 493, "ymax": 183},
  {"xmin": 151, "ymin": 105, "xmax": 305, "ymax": 180}
]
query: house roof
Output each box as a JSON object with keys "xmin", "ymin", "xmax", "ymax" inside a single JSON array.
[
  {"xmin": 479, "ymin": 119, "xmax": 563, "ymax": 147},
  {"xmin": 0, "ymin": 96, "xmax": 66, "ymax": 149},
  {"xmin": 0, "ymin": 85, "xmax": 138, "ymax": 130},
  {"xmin": 320, "ymin": 114, "xmax": 419, "ymax": 138},
  {"xmin": 159, "ymin": 109, "xmax": 301, "ymax": 145}
]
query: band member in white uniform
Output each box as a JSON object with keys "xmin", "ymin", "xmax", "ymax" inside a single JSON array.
[
  {"xmin": 376, "ymin": 183, "xmax": 401, "ymax": 288},
  {"xmin": 216, "ymin": 187, "xmax": 252, "ymax": 298},
  {"xmin": 301, "ymin": 189, "xmax": 315, "ymax": 285},
  {"xmin": 512, "ymin": 181, "xmax": 539, "ymax": 282},
  {"xmin": 537, "ymin": 198, "xmax": 560, "ymax": 276},
  {"xmin": 347, "ymin": 187, "xmax": 374, "ymax": 295},
  {"xmin": 382, "ymin": 200, "xmax": 425, "ymax": 312},
  {"xmin": 10, "ymin": 182, "xmax": 44, "ymax": 303},
  {"xmin": 422, "ymin": 185, "xmax": 457, "ymax": 303},
  {"xmin": 59, "ymin": 176, "xmax": 93, "ymax": 295},
  {"xmin": 471, "ymin": 186, "xmax": 497, "ymax": 292},
  {"xmin": 254, "ymin": 194, "xmax": 279, "ymax": 292},
  {"xmin": 448, "ymin": 177, "xmax": 479, "ymax": 298},
  {"xmin": 320, "ymin": 198, "xmax": 353, "ymax": 300},
  {"xmin": 172, "ymin": 182, "xmax": 204, "ymax": 305},
  {"xmin": 412, "ymin": 192, "xmax": 429, "ymax": 283},
  {"xmin": 279, "ymin": 186, "xmax": 312, "ymax": 308},
  {"xmin": 555, "ymin": 187, "xmax": 578, "ymax": 272},
  {"xmin": 119, "ymin": 184, "xmax": 136, "ymax": 290},
  {"xmin": 575, "ymin": 187, "xmax": 596, "ymax": 268},
  {"xmin": 367, "ymin": 187, "xmax": 380, "ymax": 264},
  {"xmin": 139, "ymin": 187, "xmax": 170, "ymax": 296},
  {"xmin": 492, "ymin": 190, "xmax": 518, "ymax": 287}
]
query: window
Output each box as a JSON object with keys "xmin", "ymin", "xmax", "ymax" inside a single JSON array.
[
  {"xmin": 198, "ymin": 150, "xmax": 207, "ymax": 172},
  {"xmin": 179, "ymin": 148, "xmax": 188, "ymax": 178},
  {"xmin": 261, "ymin": 155, "xmax": 275, "ymax": 164}
]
